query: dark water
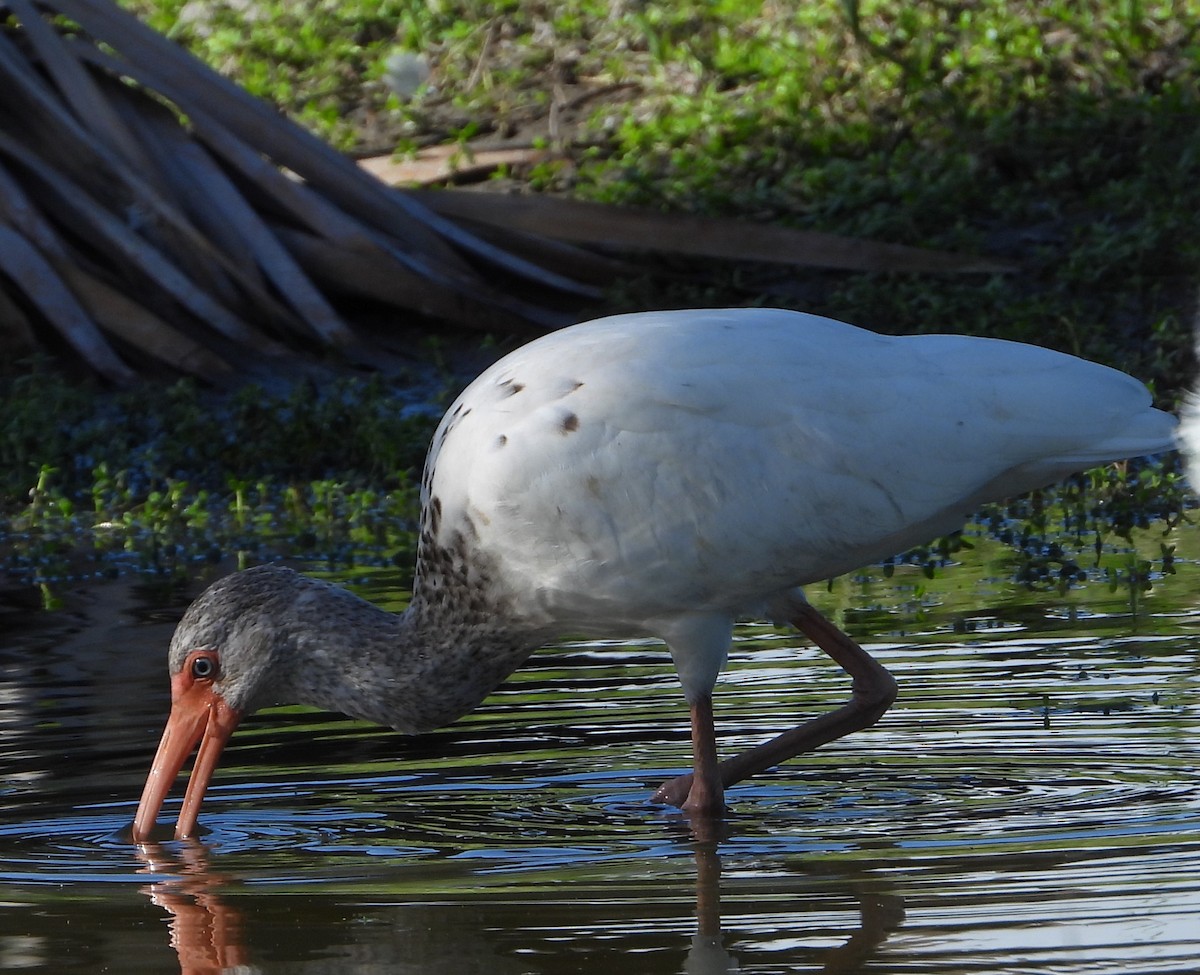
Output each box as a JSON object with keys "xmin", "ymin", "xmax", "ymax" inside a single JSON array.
[{"xmin": 1, "ymin": 528, "xmax": 1198, "ymax": 974}]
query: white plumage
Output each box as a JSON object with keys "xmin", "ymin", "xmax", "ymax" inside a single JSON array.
[
  {"xmin": 1176, "ymin": 329, "xmax": 1200, "ymax": 479},
  {"xmin": 425, "ymin": 308, "xmax": 1174, "ymax": 699},
  {"xmin": 132, "ymin": 307, "xmax": 1177, "ymax": 840}
]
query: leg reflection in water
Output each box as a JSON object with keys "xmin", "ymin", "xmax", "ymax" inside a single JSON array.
[
  {"xmin": 687, "ymin": 840, "xmax": 904, "ymax": 975},
  {"xmin": 689, "ymin": 841, "xmax": 739, "ymax": 974},
  {"xmin": 134, "ymin": 837, "xmax": 905, "ymax": 974}
]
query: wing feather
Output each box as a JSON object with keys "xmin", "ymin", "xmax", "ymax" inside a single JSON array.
[{"xmin": 424, "ymin": 309, "xmax": 1174, "ymax": 628}]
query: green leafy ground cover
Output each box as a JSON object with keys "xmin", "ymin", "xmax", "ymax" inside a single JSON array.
[
  {"xmin": 2, "ymin": 0, "xmax": 1196, "ymax": 595},
  {"xmin": 1, "ymin": 369, "xmax": 436, "ymax": 593},
  {"xmin": 125, "ymin": 0, "xmax": 1200, "ymax": 377}
]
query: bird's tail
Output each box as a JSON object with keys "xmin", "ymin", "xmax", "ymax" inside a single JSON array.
[
  {"xmin": 1179, "ymin": 391, "xmax": 1200, "ymax": 484},
  {"xmin": 1064, "ymin": 406, "xmax": 1177, "ymax": 469}
]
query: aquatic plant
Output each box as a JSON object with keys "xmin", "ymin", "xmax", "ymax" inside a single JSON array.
[
  {"xmin": 0, "ymin": 366, "xmax": 436, "ymax": 586},
  {"xmin": 0, "ymin": 359, "xmax": 1186, "ymax": 600}
]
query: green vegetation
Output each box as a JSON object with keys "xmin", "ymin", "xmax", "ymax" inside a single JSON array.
[
  {"xmin": 1, "ymin": 366, "xmax": 435, "ymax": 590},
  {"xmin": 2, "ymin": 0, "xmax": 1196, "ymax": 594},
  {"xmin": 0, "ymin": 359, "xmax": 1187, "ymax": 598},
  {"xmin": 123, "ymin": 0, "xmax": 1200, "ymax": 382}
]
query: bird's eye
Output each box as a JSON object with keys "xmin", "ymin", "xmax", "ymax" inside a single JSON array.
[{"xmin": 190, "ymin": 653, "xmax": 218, "ymax": 680}]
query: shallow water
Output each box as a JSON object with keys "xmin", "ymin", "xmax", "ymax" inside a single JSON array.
[{"xmin": 1, "ymin": 528, "xmax": 1198, "ymax": 974}]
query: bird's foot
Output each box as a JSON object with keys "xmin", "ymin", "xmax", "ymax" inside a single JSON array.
[
  {"xmin": 651, "ymin": 771, "xmax": 694, "ymax": 807},
  {"xmin": 652, "ymin": 772, "xmax": 728, "ymax": 817},
  {"xmin": 652, "ymin": 773, "xmax": 729, "ymax": 842}
]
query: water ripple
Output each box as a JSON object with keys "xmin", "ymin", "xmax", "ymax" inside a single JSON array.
[{"xmin": 2, "ymin": 555, "xmax": 1199, "ymax": 973}]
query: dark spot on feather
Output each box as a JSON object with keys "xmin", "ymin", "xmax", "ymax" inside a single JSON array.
[
  {"xmin": 460, "ymin": 514, "xmax": 479, "ymax": 541},
  {"xmin": 561, "ymin": 412, "xmax": 580, "ymax": 434},
  {"xmin": 429, "ymin": 495, "xmax": 442, "ymax": 534},
  {"xmin": 499, "ymin": 378, "xmax": 526, "ymax": 397},
  {"xmin": 495, "ymin": 434, "xmax": 507, "ymax": 447}
]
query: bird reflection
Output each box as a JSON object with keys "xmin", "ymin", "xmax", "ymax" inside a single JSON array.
[
  {"xmin": 135, "ymin": 842, "xmax": 248, "ymax": 975},
  {"xmin": 134, "ymin": 833, "xmax": 904, "ymax": 975},
  {"xmin": 686, "ymin": 838, "xmax": 903, "ymax": 975},
  {"xmin": 821, "ymin": 890, "xmax": 906, "ymax": 973},
  {"xmin": 689, "ymin": 841, "xmax": 739, "ymax": 974}
]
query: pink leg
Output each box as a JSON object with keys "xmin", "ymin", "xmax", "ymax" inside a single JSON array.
[
  {"xmin": 654, "ymin": 598, "xmax": 897, "ymax": 807},
  {"xmin": 679, "ymin": 695, "xmax": 724, "ymax": 815}
]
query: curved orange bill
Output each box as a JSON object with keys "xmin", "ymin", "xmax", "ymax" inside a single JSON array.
[{"xmin": 132, "ymin": 673, "xmax": 242, "ymax": 842}]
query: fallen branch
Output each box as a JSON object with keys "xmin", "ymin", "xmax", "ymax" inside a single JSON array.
[{"xmin": 410, "ymin": 189, "xmax": 1014, "ymax": 275}]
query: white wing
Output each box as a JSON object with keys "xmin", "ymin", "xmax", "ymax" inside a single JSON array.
[{"xmin": 424, "ymin": 309, "xmax": 1174, "ymax": 633}]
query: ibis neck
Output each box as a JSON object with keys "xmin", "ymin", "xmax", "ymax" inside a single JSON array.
[{"xmin": 268, "ymin": 584, "xmax": 539, "ymax": 735}]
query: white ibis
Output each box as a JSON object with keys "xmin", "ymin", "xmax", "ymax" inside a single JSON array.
[{"xmin": 131, "ymin": 308, "xmax": 1177, "ymax": 841}]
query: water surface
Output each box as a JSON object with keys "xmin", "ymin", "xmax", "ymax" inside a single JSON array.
[{"xmin": 1, "ymin": 528, "xmax": 1198, "ymax": 973}]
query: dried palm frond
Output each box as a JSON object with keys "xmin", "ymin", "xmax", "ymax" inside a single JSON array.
[{"xmin": 0, "ymin": 0, "xmax": 1008, "ymax": 383}]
